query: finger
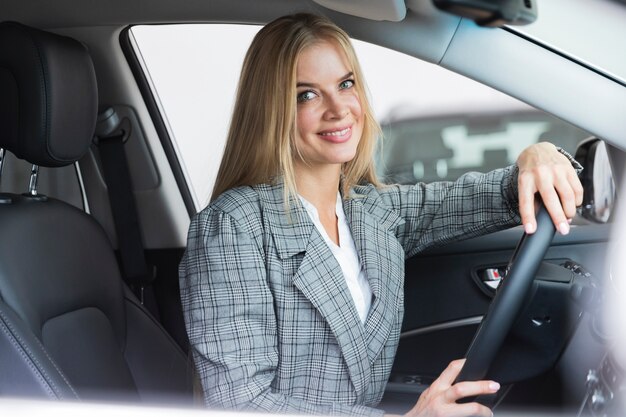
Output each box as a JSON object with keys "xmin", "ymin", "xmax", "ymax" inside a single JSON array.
[
  {"xmin": 444, "ymin": 380, "xmax": 501, "ymax": 402},
  {"xmin": 568, "ymin": 169, "xmax": 584, "ymax": 207},
  {"xmin": 431, "ymin": 359, "xmax": 466, "ymax": 389},
  {"xmin": 517, "ymin": 170, "xmax": 538, "ymax": 234},
  {"xmin": 553, "ymin": 172, "xmax": 577, "ymax": 219},
  {"xmin": 450, "ymin": 402, "xmax": 494, "ymax": 417},
  {"xmin": 537, "ymin": 182, "xmax": 570, "ymax": 235}
]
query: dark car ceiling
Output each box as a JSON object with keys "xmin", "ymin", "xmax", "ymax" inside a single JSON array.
[{"xmin": 1, "ymin": 0, "xmax": 338, "ymax": 28}]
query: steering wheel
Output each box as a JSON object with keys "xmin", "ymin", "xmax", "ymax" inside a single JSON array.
[{"xmin": 456, "ymin": 203, "xmax": 556, "ymax": 384}]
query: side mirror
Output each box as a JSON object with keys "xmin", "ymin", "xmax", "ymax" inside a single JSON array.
[
  {"xmin": 432, "ymin": 0, "xmax": 538, "ymax": 27},
  {"xmin": 575, "ymin": 138, "xmax": 616, "ymax": 223}
]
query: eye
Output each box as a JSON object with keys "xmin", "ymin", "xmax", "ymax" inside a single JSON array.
[
  {"xmin": 339, "ymin": 79, "xmax": 355, "ymax": 90},
  {"xmin": 297, "ymin": 90, "xmax": 317, "ymax": 103}
]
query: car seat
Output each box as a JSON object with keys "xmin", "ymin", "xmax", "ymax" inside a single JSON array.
[{"xmin": 0, "ymin": 21, "xmax": 192, "ymax": 403}]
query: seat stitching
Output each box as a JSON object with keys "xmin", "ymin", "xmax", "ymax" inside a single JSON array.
[
  {"xmin": 0, "ymin": 308, "xmax": 78, "ymax": 399},
  {"xmin": 0, "ymin": 311, "xmax": 56, "ymax": 397}
]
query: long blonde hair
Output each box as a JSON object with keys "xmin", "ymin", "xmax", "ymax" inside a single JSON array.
[{"xmin": 211, "ymin": 13, "xmax": 381, "ymax": 204}]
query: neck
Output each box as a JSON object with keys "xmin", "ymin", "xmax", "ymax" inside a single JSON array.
[{"xmin": 294, "ymin": 162, "xmax": 341, "ymax": 213}]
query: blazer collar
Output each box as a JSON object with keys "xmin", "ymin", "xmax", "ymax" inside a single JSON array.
[
  {"xmin": 254, "ymin": 181, "xmax": 404, "ymax": 259},
  {"xmin": 254, "ymin": 182, "xmax": 311, "ymax": 259}
]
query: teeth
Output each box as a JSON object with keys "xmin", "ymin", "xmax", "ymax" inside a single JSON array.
[{"xmin": 320, "ymin": 128, "xmax": 350, "ymax": 136}]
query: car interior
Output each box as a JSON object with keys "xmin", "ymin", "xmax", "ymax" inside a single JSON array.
[
  {"xmin": 0, "ymin": 0, "xmax": 625, "ymax": 415},
  {"xmin": 0, "ymin": 21, "xmax": 191, "ymax": 403}
]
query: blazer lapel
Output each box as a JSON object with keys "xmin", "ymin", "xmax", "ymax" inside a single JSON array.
[
  {"xmin": 255, "ymin": 183, "xmax": 371, "ymax": 399},
  {"xmin": 291, "ymin": 236, "xmax": 372, "ymax": 399},
  {"xmin": 343, "ymin": 193, "xmax": 405, "ymax": 365}
]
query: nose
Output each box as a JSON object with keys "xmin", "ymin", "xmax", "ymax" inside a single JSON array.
[{"xmin": 323, "ymin": 93, "xmax": 349, "ymax": 120}]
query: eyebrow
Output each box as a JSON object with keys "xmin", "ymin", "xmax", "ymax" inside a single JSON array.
[{"xmin": 296, "ymin": 72, "xmax": 354, "ymax": 88}]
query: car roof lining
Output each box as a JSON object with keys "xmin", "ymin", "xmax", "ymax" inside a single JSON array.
[
  {"xmin": 2, "ymin": 0, "xmax": 413, "ymax": 27},
  {"xmin": 310, "ymin": 0, "xmax": 407, "ymax": 21},
  {"xmin": 1, "ymin": 0, "xmax": 459, "ymax": 62}
]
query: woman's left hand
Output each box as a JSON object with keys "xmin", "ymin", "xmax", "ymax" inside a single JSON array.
[{"xmin": 516, "ymin": 142, "xmax": 584, "ymax": 235}]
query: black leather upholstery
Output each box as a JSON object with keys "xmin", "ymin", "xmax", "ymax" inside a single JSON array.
[
  {"xmin": 0, "ymin": 22, "xmax": 97, "ymax": 167},
  {"xmin": 0, "ymin": 23, "xmax": 192, "ymax": 403},
  {"xmin": 0, "ymin": 298, "xmax": 78, "ymax": 400}
]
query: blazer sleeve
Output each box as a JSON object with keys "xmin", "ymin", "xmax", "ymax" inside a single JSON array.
[
  {"xmin": 378, "ymin": 165, "xmax": 522, "ymax": 258},
  {"xmin": 179, "ymin": 207, "xmax": 385, "ymax": 417},
  {"xmin": 377, "ymin": 147, "xmax": 584, "ymax": 258}
]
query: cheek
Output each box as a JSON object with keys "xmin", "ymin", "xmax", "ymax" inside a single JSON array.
[
  {"xmin": 349, "ymin": 95, "xmax": 363, "ymax": 120},
  {"xmin": 296, "ymin": 107, "xmax": 318, "ymax": 139},
  {"xmin": 352, "ymin": 104, "xmax": 364, "ymax": 134}
]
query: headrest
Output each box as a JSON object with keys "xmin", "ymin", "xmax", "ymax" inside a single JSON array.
[{"xmin": 0, "ymin": 22, "xmax": 97, "ymax": 167}]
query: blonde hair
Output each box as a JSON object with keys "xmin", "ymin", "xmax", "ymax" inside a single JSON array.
[{"xmin": 211, "ymin": 13, "xmax": 382, "ymax": 204}]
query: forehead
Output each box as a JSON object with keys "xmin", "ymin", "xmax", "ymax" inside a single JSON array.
[{"xmin": 296, "ymin": 40, "xmax": 353, "ymax": 80}]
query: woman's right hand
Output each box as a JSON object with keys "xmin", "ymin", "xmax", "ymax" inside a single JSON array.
[{"xmin": 403, "ymin": 359, "xmax": 500, "ymax": 417}]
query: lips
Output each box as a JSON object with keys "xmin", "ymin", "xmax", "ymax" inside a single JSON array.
[{"xmin": 317, "ymin": 126, "xmax": 352, "ymax": 143}]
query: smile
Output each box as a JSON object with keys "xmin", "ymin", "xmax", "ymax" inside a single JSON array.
[{"xmin": 318, "ymin": 126, "xmax": 352, "ymax": 143}]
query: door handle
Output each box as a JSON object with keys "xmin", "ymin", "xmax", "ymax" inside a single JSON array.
[
  {"xmin": 472, "ymin": 265, "xmax": 508, "ymax": 296},
  {"xmin": 480, "ymin": 267, "xmax": 505, "ymax": 289}
]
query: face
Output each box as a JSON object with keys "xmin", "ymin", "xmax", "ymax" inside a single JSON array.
[{"xmin": 293, "ymin": 40, "xmax": 364, "ymax": 173}]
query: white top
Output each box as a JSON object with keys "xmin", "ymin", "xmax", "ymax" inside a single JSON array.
[{"xmin": 299, "ymin": 193, "xmax": 373, "ymax": 324}]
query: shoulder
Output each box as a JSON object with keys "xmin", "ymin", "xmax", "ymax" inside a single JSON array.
[
  {"xmin": 210, "ymin": 186, "xmax": 262, "ymax": 219},
  {"xmin": 351, "ymin": 181, "xmax": 403, "ymax": 210},
  {"xmin": 351, "ymin": 182, "xmax": 384, "ymax": 204},
  {"xmin": 192, "ymin": 186, "xmax": 264, "ymax": 239},
  {"xmin": 350, "ymin": 182, "xmax": 405, "ymax": 230},
  {"xmin": 181, "ymin": 188, "xmax": 268, "ymax": 277}
]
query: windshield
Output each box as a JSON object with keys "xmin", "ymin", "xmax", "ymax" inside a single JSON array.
[{"xmin": 511, "ymin": 0, "xmax": 626, "ymax": 84}]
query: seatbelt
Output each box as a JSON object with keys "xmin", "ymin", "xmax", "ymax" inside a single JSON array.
[{"xmin": 95, "ymin": 107, "xmax": 160, "ymax": 319}]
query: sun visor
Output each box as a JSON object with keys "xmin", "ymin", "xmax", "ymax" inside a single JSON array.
[{"xmin": 311, "ymin": 0, "xmax": 407, "ymax": 21}]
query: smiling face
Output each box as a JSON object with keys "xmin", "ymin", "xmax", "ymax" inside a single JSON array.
[{"xmin": 293, "ymin": 40, "xmax": 364, "ymax": 174}]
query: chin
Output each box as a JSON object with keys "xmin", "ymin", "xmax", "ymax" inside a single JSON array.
[{"xmin": 334, "ymin": 151, "xmax": 358, "ymax": 165}]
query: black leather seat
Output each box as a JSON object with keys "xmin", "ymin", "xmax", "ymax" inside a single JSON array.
[{"xmin": 0, "ymin": 22, "xmax": 192, "ymax": 403}]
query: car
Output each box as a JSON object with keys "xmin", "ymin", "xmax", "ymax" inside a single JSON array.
[
  {"xmin": 377, "ymin": 109, "xmax": 590, "ymax": 185},
  {"xmin": 0, "ymin": 0, "xmax": 624, "ymax": 416}
]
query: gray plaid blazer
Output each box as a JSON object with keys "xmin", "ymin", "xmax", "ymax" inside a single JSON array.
[{"xmin": 179, "ymin": 166, "xmax": 522, "ymax": 416}]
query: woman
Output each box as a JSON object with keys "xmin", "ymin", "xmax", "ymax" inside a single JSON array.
[{"xmin": 179, "ymin": 13, "xmax": 583, "ymax": 417}]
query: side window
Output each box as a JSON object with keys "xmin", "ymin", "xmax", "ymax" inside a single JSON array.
[
  {"xmin": 130, "ymin": 24, "xmax": 261, "ymax": 210},
  {"xmin": 350, "ymin": 40, "xmax": 590, "ymax": 185},
  {"xmin": 130, "ymin": 25, "xmax": 590, "ymax": 208}
]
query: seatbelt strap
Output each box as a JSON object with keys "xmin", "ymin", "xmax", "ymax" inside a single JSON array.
[{"xmin": 95, "ymin": 108, "xmax": 159, "ymax": 318}]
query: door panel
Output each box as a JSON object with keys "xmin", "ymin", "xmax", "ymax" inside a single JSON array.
[{"xmin": 382, "ymin": 223, "xmax": 610, "ymax": 411}]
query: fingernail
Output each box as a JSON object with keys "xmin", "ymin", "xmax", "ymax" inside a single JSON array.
[
  {"xmin": 524, "ymin": 223, "xmax": 535, "ymax": 234},
  {"xmin": 559, "ymin": 222, "xmax": 570, "ymax": 235},
  {"xmin": 567, "ymin": 218, "xmax": 573, "ymax": 224},
  {"xmin": 489, "ymin": 382, "xmax": 501, "ymax": 391}
]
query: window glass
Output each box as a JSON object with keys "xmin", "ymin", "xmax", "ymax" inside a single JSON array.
[
  {"xmin": 512, "ymin": 0, "xmax": 626, "ymax": 85},
  {"xmin": 378, "ymin": 111, "xmax": 589, "ymax": 185},
  {"xmin": 130, "ymin": 24, "xmax": 590, "ymax": 208},
  {"xmin": 130, "ymin": 24, "xmax": 261, "ymax": 209}
]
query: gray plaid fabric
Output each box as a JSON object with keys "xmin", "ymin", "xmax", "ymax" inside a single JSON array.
[{"xmin": 179, "ymin": 165, "xmax": 523, "ymax": 416}]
